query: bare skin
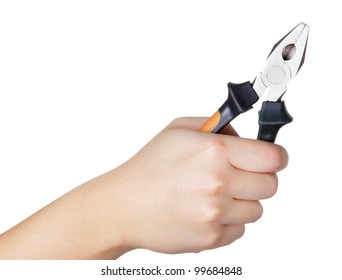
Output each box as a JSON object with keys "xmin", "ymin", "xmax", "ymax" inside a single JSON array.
[{"xmin": 0, "ymin": 117, "xmax": 288, "ymax": 259}]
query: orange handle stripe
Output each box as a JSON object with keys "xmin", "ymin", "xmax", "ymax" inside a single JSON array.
[{"xmin": 199, "ymin": 111, "xmax": 221, "ymax": 132}]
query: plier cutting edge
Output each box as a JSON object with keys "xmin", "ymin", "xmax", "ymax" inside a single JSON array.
[{"xmin": 200, "ymin": 22, "xmax": 309, "ymax": 143}]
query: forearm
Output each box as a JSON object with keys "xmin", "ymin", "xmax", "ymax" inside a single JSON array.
[{"xmin": 0, "ymin": 168, "xmax": 130, "ymax": 260}]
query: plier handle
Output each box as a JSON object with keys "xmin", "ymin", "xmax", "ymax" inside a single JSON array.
[{"xmin": 200, "ymin": 23, "xmax": 309, "ymax": 143}]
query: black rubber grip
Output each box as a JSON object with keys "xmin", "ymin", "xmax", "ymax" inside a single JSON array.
[
  {"xmin": 212, "ymin": 82, "xmax": 259, "ymax": 133},
  {"xmin": 257, "ymin": 101, "xmax": 293, "ymax": 143}
]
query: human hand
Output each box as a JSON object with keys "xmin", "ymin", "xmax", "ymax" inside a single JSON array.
[
  {"xmin": 0, "ymin": 117, "xmax": 288, "ymax": 259},
  {"xmin": 110, "ymin": 117, "xmax": 288, "ymax": 254}
]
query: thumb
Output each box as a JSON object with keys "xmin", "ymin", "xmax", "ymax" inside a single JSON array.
[
  {"xmin": 166, "ymin": 117, "xmax": 239, "ymax": 136},
  {"xmin": 166, "ymin": 117, "xmax": 209, "ymax": 130}
]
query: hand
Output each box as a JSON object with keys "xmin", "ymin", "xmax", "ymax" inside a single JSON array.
[
  {"xmin": 0, "ymin": 117, "xmax": 288, "ymax": 259},
  {"xmin": 111, "ymin": 117, "xmax": 288, "ymax": 254}
]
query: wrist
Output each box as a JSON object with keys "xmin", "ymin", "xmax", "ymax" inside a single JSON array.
[{"xmin": 90, "ymin": 166, "xmax": 138, "ymax": 259}]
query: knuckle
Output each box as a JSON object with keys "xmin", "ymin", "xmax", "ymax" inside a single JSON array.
[
  {"xmin": 203, "ymin": 229, "xmax": 223, "ymax": 248},
  {"xmin": 205, "ymin": 138, "xmax": 226, "ymax": 159},
  {"xmin": 204, "ymin": 205, "xmax": 222, "ymax": 223},
  {"xmin": 207, "ymin": 179, "xmax": 226, "ymax": 196}
]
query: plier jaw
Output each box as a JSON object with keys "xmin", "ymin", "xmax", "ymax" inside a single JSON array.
[
  {"xmin": 253, "ymin": 22, "xmax": 309, "ymax": 102},
  {"xmin": 200, "ymin": 23, "xmax": 309, "ymax": 143}
]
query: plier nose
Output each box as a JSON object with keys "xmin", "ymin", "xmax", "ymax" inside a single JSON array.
[
  {"xmin": 254, "ymin": 22, "xmax": 309, "ymax": 102},
  {"xmin": 200, "ymin": 22, "xmax": 309, "ymax": 143}
]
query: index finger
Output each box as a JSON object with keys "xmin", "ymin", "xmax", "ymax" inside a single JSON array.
[{"xmin": 221, "ymin": 136, "xmax": 289, "ymax": 173}]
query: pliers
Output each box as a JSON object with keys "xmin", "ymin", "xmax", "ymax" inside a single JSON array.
[{"xmin": 200, "ymin": 22, "xmax": 309, "ymax": 143}]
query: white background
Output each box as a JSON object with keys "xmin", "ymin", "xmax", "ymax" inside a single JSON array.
[{"xmin": 0, "ymin": 0, "xmax": 341, "ymax": 279}]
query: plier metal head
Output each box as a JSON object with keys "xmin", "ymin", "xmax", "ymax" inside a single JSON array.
[{"xmin": 253, "ymin": 22, "xmax": 309, "ymax": 101}]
